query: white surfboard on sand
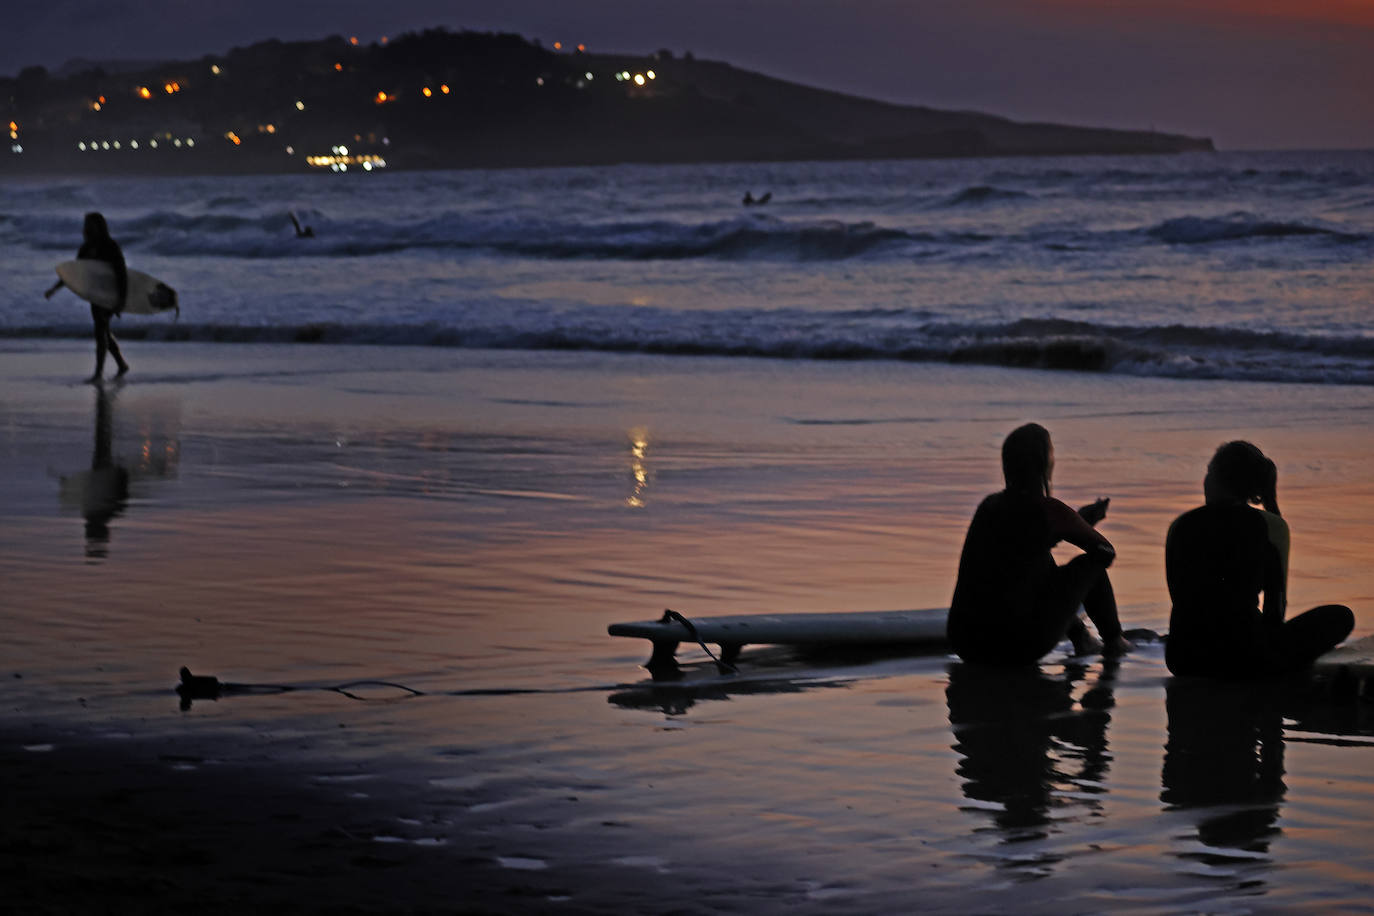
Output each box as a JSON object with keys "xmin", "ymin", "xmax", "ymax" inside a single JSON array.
[
  {"xmin": 609, "ymin": 607, "xmax": 950, "ymax": 672},
  {"xmin": 1311, "ymin": 633, "xmax": 1374, "ymax": 698},
  {"xmin": 54, "ymin": 260, "xmax": 179, "ymax": 317}
]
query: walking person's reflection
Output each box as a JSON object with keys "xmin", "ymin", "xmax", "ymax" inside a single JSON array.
[{"xmin": 76, "ymin": 383, "xmax": 129, "ymax": 557}]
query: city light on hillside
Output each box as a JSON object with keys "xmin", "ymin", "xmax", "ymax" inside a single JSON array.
[
  {"xmin": 306, "ymin": 151, "xmax": 387, "ymax": 171},
  {"xmin": 440, "ymin": 84, "xmax": 450, "ymax": 94},
  {"xmin": 210, "ymin": 64, "xmax": 221, "ymax": 75},
  {"xmin": 137, "ymin": 86, "xmax": 152, "ymax": 99},
  {"xmin": 422, "ymin": 87, "xmax": 432, "ymax": 97},
  {"xmin": 295, "ymin": 100, "xmax": 306, "ymax": 111}
]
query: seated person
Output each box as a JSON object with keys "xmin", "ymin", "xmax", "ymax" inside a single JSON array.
[
  {"xmin": 1165, "ymin": 440, "xmax": 1353, "ymax": 678},
  {"xmin": 948, "ymin": 423, "xmax": 1129, "ymax": 665}
]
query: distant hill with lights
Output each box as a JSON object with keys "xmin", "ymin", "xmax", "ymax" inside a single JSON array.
[{"xmin": 0, "ymin": 28, "xmax": 1214, "ymax": 175}]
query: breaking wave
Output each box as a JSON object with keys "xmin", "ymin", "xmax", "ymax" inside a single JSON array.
[{"xmin": 6, "ymin": 313, "xmax": 1373, "ymax": 385}]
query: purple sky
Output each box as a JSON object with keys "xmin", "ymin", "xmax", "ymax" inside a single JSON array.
[{"xmin": 8, "ymin": 0, "xmax": 1374, "ymax": 150}]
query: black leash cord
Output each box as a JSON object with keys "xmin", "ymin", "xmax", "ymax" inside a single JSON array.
[{"xmin": 661, "ymin": 608, "xmax": 738, "ymax": 674}]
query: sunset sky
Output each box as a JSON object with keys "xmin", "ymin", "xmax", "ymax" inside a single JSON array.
[{"xmin": 8, "ymin": 0, "xmax": 1373, "ymax": 150}]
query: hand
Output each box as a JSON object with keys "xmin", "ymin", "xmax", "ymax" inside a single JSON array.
[{"xmin": 1078, "ymin": 497, "xmax": 1110, "ymax": 526}]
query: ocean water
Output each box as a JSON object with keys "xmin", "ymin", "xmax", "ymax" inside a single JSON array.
[
  {"xmin": 5, "ymin": 153, "xmax": 1374, "ymax": 911},
  {"xmin": 3, "ymin": 149, "xmax": 1374, "ymax": 383}
]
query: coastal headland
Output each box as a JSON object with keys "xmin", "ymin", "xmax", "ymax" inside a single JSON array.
[{"xmin": 1, "ymin": 28, "xmax": 1214, "ymax": 176}]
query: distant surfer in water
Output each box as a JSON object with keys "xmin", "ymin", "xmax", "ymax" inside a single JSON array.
[
  {"xmin": 1164, "ymin": 441, "xmax": 1352, "ymax": 678},
  {"xmin": 948, "ymin": 423, "xmax": 1129, "ymax": 665},
  {"xmin": 289, "ymin": 211, "xmax": 315, "ymax": 238},
  {"xmin": 45, "ymin": 212, "xmax": 129, "ymax": 383}
]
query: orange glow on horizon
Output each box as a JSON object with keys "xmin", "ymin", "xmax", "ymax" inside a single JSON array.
[{"xmin": 1040, "ymin": 0, "xmax": 1374, "ymax": 28}]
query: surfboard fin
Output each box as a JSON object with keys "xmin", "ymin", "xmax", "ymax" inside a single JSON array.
[
  {"xmin": 660, "ymin": 609, "xmax": 739, "ymax": 676},
  {"xmin": 176, "ymin": 666, "xmax": 222, "ymax": 709}
]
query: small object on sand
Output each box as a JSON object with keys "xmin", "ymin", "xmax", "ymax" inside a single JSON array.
[{"xmin": 177, "ymin": 666, "xmax": 222, "ymax": 701}]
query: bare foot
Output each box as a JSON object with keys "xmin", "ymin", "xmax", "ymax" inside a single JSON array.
[
  {"xmin": 84, "ymin": 373, "xmax": 102, "ymax": 385},
  {"xmin": 1070, "ymin": 630, "xmax": 1104, "ymax": 656},
  {"xmin": 115, "ymin": 364, "xmax": 130, "ymax": 377},
  {"xmin": 1104, "ymin": 634, "xmax": 1133, "ymax": 656}
]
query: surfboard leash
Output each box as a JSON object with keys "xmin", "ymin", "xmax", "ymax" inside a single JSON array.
[{"xmin": 661, "ymin": 609, "xmax": 738, "ymax": 674}]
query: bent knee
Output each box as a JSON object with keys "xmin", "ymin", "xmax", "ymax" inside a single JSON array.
[{"xmin": 1314, "ymin": 603, "xmax": 1356, "ymax": 636}]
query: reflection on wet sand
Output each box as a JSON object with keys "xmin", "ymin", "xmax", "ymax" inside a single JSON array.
[
  {"xmin": 608, "ymin": 646, "xmax": 938, "ymax": 715},
  {"xmin": 58, "ymin": 384, "xmax": 180, "ymax": 559},
  {"xmin": 1162, "ymin": 679, "xmax": 1285, "ymax": 886},
  {"xmin": 947, "ymin": 659, "xmax": 1117, "ymax": 877},
  {"xmin": 626, "ymin": 427, "xmax": 650, "ymax": 508}
]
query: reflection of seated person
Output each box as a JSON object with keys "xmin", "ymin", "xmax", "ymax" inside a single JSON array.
[
  {"xmin": 947, "ymin": 660, "xmax": 1115, "ymax": 842},
  {"xmin": 1162, "ymin": 679, "xmax": 1284, "ymax": 853},
  {"xmin": 1165, "ymin": 441, "xmax": 1353, "ymax": 678}
]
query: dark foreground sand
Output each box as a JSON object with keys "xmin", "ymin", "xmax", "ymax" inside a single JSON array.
[
  {"xmin": 2, "ymin": 726, "xmax": 464, "ymax": 914},
  {"xmin": 1, "ymin": 723, "xmax": 686, "ymax": 915}
]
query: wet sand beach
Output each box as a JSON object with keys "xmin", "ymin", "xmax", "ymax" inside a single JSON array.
[{"xmin": 4, "ymin": 339, "xmax": 1374, "ymax": 913}]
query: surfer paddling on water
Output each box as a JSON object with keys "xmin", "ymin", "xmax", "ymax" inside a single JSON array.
[
  {"xmin": 1164, "ymin": 441, "xmax": 1353, "ymax": 678},
  {"xmin": 948, "ymin": 423, "xmax": 1130, "ymax": 665},
  {"xmin": 45, "ymin": 212, "xmax": 129, "ymax": 383}
]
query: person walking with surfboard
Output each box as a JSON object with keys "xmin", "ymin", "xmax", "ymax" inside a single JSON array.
[
  {"xmin": 1164, "ymin": 441, "xmax": 1353, "ymax": 678},
  {"xmin": 948, "ymin": 423, "xmax": 1130, "ymax": 665},
  {"xmin": 45, "ymin": 212, "xmax": 130, "ymax": 383}
]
